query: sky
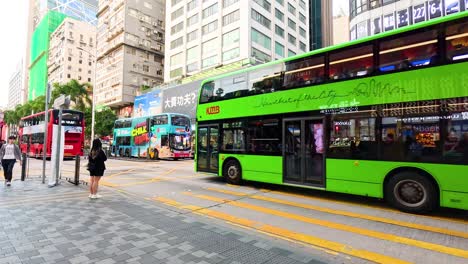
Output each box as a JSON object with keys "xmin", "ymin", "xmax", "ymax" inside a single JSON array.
[{"xmin": 0, "ymin": 0, "xmax": 28, "ymax": 108}]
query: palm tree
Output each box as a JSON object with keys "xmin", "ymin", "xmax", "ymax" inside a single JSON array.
[
  {"xmin": 30, "ymin": 96, "xmax": 46, "ymax": 114},
  {"xmin": 51, "ymin": 80, "xmax": 92, "ymax": 112}
]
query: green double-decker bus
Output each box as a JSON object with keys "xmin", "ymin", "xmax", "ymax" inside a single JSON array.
[{"xmin": 195, "ymin": 12, "xmax": 468, "ymax": 213}]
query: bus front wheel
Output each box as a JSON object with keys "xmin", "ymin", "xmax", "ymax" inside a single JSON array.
[
  {"xmin": 223, "ymin": 159, "xmax": 242, "ymax": 185},
  {"xmin": 152, "ymin": 149, "xmax": 159, "ymax": 160},
  {"xmin": 385, "ymin": 171, "xmax": 438, "ymax": 213}
]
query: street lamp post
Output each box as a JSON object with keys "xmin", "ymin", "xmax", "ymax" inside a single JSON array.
[{"xmin": 77, "ymin": 46, "xmax": 97, "ymax": 142}]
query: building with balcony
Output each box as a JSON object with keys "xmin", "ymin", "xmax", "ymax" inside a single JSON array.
[
  {"xmin": 95, "ymin": 0, "xmax": 165, "ymax": 113},
  {"xmin": 349, "ymin": 0, "xmax": 467, "ymax": 40},
  {"xmin": 48, "ymin": 18, "xmax": 97, "ymax": 87},
  {"xmin": 164, "ymin": 0, "xmax": 310, "ymax": 82}
]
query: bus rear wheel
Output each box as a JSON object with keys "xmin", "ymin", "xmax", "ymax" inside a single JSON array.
[
  {"xmin": 151, "ymin": 149, "xmax": 159, "ymax": 160},
  {"xmin": 385, "ymin": 171, "xmax": 438, "ymax": 213},
  {"xmin": 223, "ymin": 159, "xmax": 242, "ymax": 185}
]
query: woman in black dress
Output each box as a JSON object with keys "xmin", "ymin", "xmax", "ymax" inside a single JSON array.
[{"xmin": 88, "ymin": 139, "xmax": 107, "ymax": 199}]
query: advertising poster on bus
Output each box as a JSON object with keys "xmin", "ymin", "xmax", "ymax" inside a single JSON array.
[{"xmin": 133, "ymin": 90, "xmax": 162, "ymax": 117}]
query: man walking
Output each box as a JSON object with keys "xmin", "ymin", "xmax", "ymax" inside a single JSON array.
[{"xmin": 0, "ymin": 136, "xmax": 22, "ymax": 186}]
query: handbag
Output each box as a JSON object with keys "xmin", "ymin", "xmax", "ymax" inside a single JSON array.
[{"xmin": 87, "ymin": 161, "xmax": 96, "ymax": 171}]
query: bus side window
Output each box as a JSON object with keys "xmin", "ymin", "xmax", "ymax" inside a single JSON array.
[
  {"xmin": 379, "ymin": 29, "xmax": 438, "ymax": 72},
  {"xmin": 329, "ymin": 45, "xmax": 373, "ymax": 80},
  {"xmin": 284, "ymin": 56, "xmax": 324, "ymax": 89},
  {"xmin": 446, "ymin": 21, "xmax": 468, "ymax": 62}
]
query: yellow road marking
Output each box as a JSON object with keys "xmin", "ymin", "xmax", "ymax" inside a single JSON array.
[
  {"xmin": 154, "ymin": 197, "xmax": 410, "ymax": 264},
  {"xmin": 184, "ymin": 192, "xmax": 468, "ymax": 259},
  {"xmin": 260, "ymin": 189, "xmax": 468, "ymax": 225},
  {"xmin": 107, "ymin": 168, "xmax": 138, "ymax": 179},
  {"xmin": 205, "ymin": 187, "xmax": 468, "ymax": 239}
]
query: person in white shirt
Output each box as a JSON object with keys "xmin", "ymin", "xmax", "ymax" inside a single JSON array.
[{"xmin": 0, "ymin": 136, "xmax": 22, "ymax": 186}]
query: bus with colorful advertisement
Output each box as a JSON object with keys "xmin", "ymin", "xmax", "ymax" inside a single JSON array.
[
  {"xmin": 19, "ymin": 109, "xmax": 85, "ymax": 158},
  {"xmin": 195, "ymin": 12, "xmax": 468, "ymax": 213},
  {"xmin": 112, "ymin": 113, "xmax": 192, "ymax": 160}
]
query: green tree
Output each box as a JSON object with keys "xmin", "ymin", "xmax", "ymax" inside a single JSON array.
[
  {"xmin": 30, "ymin": 96, "xmax": 46, "ymax": 113},
  {"xmin": 50, "ymin": 80, "xmax": 92, "ymax": 112},
  {"xmin": 95, "ymin": 108, "xmax": 117, "ymax": 137}
]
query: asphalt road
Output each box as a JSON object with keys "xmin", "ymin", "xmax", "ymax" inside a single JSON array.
[{"xmin": 17, "ymin": 157, "xmax": 468, "ymax": 264}]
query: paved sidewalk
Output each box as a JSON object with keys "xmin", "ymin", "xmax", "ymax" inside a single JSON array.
[{"xmin": 0, "ymin": 178, "xmax": 340, "ymax": 264}]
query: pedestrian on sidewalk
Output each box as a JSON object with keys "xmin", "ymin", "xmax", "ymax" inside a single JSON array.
[
  {"xmin": 87, "ymin": 138, "xmax": 107, "ymax": 199},
  {"xmin": 0, "ymin": 136, "xmax": 22, "ymax": 186}
]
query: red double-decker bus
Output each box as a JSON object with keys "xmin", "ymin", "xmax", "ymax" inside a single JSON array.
[{"xmin": 19, "ymin": 109, "xmax": 85, "ymax": 158}]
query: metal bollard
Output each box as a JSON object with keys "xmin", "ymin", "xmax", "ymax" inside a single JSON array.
[
  {"xmin": 73, "ymin": 154, "xmax": 80, "ymax": 185},
  {"xmin": 21, "ymin": 153, "xmax": 27, "ymax": 181},
  {"xmin": 138, "ymin": 147, "xmax": 140, "ymax": 158},
  {"xmin": 147, "ymin": 148, "xmax": 150, "ymax": 160}
]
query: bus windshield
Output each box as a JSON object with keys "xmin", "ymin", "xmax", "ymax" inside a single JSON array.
[
  {"xmin": 170, "ymin": 134, "xmax": 191, "ymax": 151},
  {"xmin": 171, "ymin": 115, "xmax": 190, "ymax": 127}
]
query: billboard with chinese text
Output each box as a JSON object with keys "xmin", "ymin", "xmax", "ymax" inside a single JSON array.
[{"xmin": 162, "ymin": 80, "xmax": 201, "ymax": 122}]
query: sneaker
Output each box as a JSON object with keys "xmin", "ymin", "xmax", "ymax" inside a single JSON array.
[
  {"xmin": 95, "ymin": 194, "xmax": 102, "ymax": 198},
  {"xmin": 88, "ymin": 194, "xmax": 93, "ymax": 198},
  {"xmin": 6, "ymin": 182, "xmax": 11, "ymax": 187},
  {"xmin": 90, "ymin": 194, "xmax": 97, "ymax": 199}
]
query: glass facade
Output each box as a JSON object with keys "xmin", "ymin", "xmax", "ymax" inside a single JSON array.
[{"xmin": 47, "ymin": 0, "xmax": 98, "ymax": 25}]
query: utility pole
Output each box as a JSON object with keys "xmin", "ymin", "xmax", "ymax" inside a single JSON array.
[
  {"xmin": 42, "ymin": 83, "xmax": 51, "ymax": 184},
  {"xmin": 49, "ymin": 94, "xmax": 70, "ymax": 187}
]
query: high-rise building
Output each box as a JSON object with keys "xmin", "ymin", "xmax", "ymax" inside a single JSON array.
[
  {"xmin": 95, "ymin": 0, "xmax": 165, "ymax": 111},
  {"xmin": 28, "ymin": 11, "xmax": 68, "ymax": 101},
  {"xmin": 48, "ymin": 18, "xmax": 97, "ymax": 86},
  {"xmin": 8, "ymin": 61, "xmax": 24, "ymax": 110},
  {"xmin": 332, "ymin": 8, "xmax": 350, "ymax": 45},
  {"xmin": 349, "ymin": 0, "xmax": 467, "ymax": 40},
  {"xmin": 25, "ymin": 0, "xmax": 98, "ymax": 101},
  {"xmin": 164, "ymin": 0, "xmax": 310, "ymax": 83},
  {"xmin": 309, "ymin": 0, "xmax": 333, "ymax": 50}
]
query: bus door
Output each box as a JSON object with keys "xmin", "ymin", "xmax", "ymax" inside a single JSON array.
[
  {"xmin": 283, "ymin": 118, "xmax": 325, "ymax": 186},
  {"xmin": 197, "ymin": 125, "xmax": 219, "ymax": 173}
]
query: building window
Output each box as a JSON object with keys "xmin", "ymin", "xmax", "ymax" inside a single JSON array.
[
  {"xmin": 202, "ymin": 3, "xmax": 218, "ymax": 19},
  {"xmin": 88, "ymin": 70, "xmax": 92, "ymax": 74},
  {"xmin": 78, "ymin": 76, "xmax": 82, "ymax": 80},
  {"xmin": 67, "ymin": 74, "xmax": 71, "ymax": 78},
  {"xmin": 171, "ymin": 0, "xmax": 182, "ymax": 6},
  {"xmin": 89, "ymin": 62, "xmax": 92, "ymax": 66},
  {"xmin": 251, "ymin": 47, "xmax": 271, "ymax": 64},
  {"xmin": 68, "ymin": 57, "xmax": 72, "ymax": 61},
  {"xmin": 275, "ymin": 25, "xmax": 284, "ymax": 38},
  {"xmin": 223, "ymin": 9, "xmax": 240, "ymax": 26},
  {"xmin": 288, "ymin": 18, "xmax": 296, "ymax": 30},
  {"xmin": 288, "ymin": 3, "xmax": 296, "ymax": 15},
  {"xmin": 288, "ymin": 34, "xmax": 296, "ymax": 45},
  {"xmin": 251, "ymin": 28, "xmax": 271, "ymax": 50},
  {"xmin": 223, "ymin": 48, "xmax": 240, "ymax": 62},
  {"xmin": 275, "ymin": 0, "xmax": 283, "ymax": 5},
  {"xmin": 68, "ymin": 66, "xmax": 72, "ymax": 70},
  {"xmin": 187, "ymin": 30, "xmax": 198, "ymax": 42},
  {"xmin": 223, "ymin": 29, "xmax": 240, "ymax": 47},
  {"xmin": 202, "ymin": 38, "xmax": 218, "ymax": 56},
  {"xmin": 187, "ymin": 46, "xmax": 199, "ymax": 61},
  {"xmin": 186, "ymin": 62, "xmax": 199, "ymax": 73},
  {"xmin": 79, "ymin": 60, "xmax": 83, "ymax": 64},
  {"xmin": 288, "ymin": 49, "xmax": 296, "ymax": 56},
  {"xmin": 171, "ymin": 21, "xmax": 184, "ymax": 34},
  {"xmin": 143, "ymin": 65, "xmax": 150, "ymax": 72},
  {"xmin": 78, "ymin": 68, "xmax": 82, "ymax": 72},
  {"xmin": 170, "ymin": 37, "xmax": 184, "ymax": 49},
  {"xmin": 171, "ymin": 7, "xmax": 184, "ymax": 21},
  {"xmin": 299, "ymin": 0, "xmax": 306, "ymax": 9},
  {"xmin": 202, "ymin": 20, "xmax": 218, "ymax": 34},
  {"xmin": 202, "ymin": 55, "xmax": 218, "ymax": 68},
  {"xmin": 275, "ymin": 42, "xmax": 284, "ymax": 57},
  {"xmin": 170, "ymin": 67, "xmax": 183, "ymax": 78},
  {"xmin": 251, "ymin": 9, "xmax": 271, "ymax": 29},
  {"xmin": 299, "ymin": 12, "xmax": 306, "ymax": 24},
  {"xmin": 300, "ymin": 41, "xmax": 306, "ymax": 52},
  {"xmin": 170, "ymin": 53, "xmax": 183, "ymax": 66},
  {"xmin": 299, "ymin": 27, "xmax": 306, "ymax": 38},
  {"xmin": 88, "ymin": 78, "xmax": 91, "ymax": 82},
  {"xmin": 187, "ymin": 14, "xmax": 199, "ymax": 27},
  {"xmin": 187, "ymin": 0, "xmax": 197, "ymax": 11},
  {"xmin": 275, "ymin": 9, "xmax": 284, "ymax": 22},
  {"xmin": 253, "ymin": 0, "xmax": 271, "ymax": 12},
  {"xmin": 223, "ymin": 0, "xmax": 239, "ymax": 8}
]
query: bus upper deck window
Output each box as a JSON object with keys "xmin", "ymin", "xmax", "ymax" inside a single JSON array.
[
  {"xmin": 201, "ymin": 82, "xmax": 215, "ymax": 103},
  {"xmin": 329, "ymin": 45, "xmax": 373, "ymax": 80},
  {"xmin": 379, "ymin": 30, "xmax": 438, "ymax": 72},
  {"xmin": 446, "ymin": 21, "xmax": 468, "ymax": 62}
]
